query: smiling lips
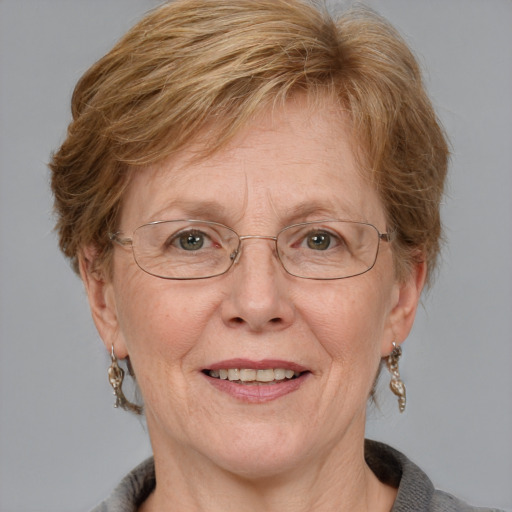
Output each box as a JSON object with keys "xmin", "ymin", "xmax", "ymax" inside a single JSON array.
[{"xmin": 203, "ymin": 360, "xmax": 309, "ymax": 401}]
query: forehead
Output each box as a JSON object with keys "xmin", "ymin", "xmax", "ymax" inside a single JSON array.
[{"xmin": 120, "ymin": 95, "xmax": 385, "ymax": 231}]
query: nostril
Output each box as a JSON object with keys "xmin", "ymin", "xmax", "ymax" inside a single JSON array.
[{"xmin": 229, "ymin": 316, "xmax": 282, "ymax": 326}]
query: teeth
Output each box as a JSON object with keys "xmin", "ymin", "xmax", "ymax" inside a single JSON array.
[
  {"xmin": 209, "ymin": 368, "xmax": 302, "ymax": 383},
  {"xmin": 256, "ymin": 369, "xmax": 274, "ymax": 382},
  {"xmin": 274, "ymin": 369, "xmax": 286, "ymax": 381},
  {"xmin": 227, "ymin": 369, "xmax": 240, "ymax": 381},
  {"xmin": 239, "ymin": 369, "xmax": 256, "ymax": 382}
]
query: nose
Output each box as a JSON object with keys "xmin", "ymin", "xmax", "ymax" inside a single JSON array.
[{"xmin": 221, "ymin": 238, "xmax": 295, "ymax": 332}]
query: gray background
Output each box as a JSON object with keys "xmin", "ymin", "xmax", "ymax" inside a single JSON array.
[{"xmin": 0, "ymin": 1, "xmax": 511, "ymax": 511}]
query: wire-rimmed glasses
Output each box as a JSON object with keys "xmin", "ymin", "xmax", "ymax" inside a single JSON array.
[{"xmin": 109, "ymin": 219, "xmax": 393, "ymax": 280}]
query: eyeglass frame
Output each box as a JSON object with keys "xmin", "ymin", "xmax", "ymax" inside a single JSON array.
[{"xmin": 109, "ymin": 219, "xmax": 394, "ymax": 281}]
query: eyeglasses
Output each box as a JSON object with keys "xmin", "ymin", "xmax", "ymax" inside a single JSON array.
[{"xmin": 109, "ymin": 219, "xmax": 392, "ymax": 280}]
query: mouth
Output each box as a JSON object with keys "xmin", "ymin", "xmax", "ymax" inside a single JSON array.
[
  {"xmin": 201, "ymin": 359, "xmax": 310, "ymax": 402},
  {"xmin": 203, "ymin": 368, "xmax": 304, "ymax": 385}
]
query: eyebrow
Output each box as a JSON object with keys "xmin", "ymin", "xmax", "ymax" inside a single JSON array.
[
  {"xmin": 147, "ymin": 199, "xmax": 365, "ymax": 227},
  {"xmin": 278, "ymin": 200, "xmax": 365, "ymax": 225},
  {"xmin": 148, "ymin": 200, "xmax": 233, "ymax": 223}
]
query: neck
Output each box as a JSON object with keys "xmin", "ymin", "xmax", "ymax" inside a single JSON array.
[{"xmin": 139, "ymin": 422, "xmax": 396, "ymax": 512}]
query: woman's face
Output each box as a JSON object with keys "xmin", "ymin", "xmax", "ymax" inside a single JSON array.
[{"xmin": 85, "ymin": 95, "xmax": 423, "ymax": 477}]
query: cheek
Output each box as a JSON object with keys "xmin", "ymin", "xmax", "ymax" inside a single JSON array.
[
  {"xmin": 114, "ymin": 276, "xmax": 221, "ymax": 367},
  {"xmin": 295, "ymin": 276, "xmax": 392, "ymax": 364}
]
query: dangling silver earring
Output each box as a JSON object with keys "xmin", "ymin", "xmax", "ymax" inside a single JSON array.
[
  {"xmin": 108, "ymin": 345, "xmax": 143, "ymax": 415},
  {"xmin": 386, "ymin": 342, "xmax": 406, "ymax": 413}
]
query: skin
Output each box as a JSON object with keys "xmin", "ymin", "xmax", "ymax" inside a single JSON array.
[{"xmin": 81, "ymin": 95, "xmax": 425, "ymax": 512}]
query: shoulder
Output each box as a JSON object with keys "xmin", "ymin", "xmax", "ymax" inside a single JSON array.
[
  {"xmin": 430, "ymin": 489, "xmax": 504, "ymax": 512},
  {"xmin": 365, "ymin": 440, "xmax": 504, "ymax": 512},
  {"xmin": 90, "ymin": 457, "xmax": 155, "ymax": 512}
]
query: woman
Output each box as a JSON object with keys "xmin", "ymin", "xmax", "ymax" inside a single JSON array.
[{"xmin": 49, "ymin": 1, "xmax": 503, "ymax": 511}]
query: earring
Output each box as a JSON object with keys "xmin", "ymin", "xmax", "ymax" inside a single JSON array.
[
  {"xmin": 386, "ymin": 342, "xmax": 406, "ymax": 413},
  {"xmin": 108, "ymin": 345, "xmax": 143, "ymax": 415}
]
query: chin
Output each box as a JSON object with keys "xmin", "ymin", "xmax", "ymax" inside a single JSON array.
[
  {"xmin": 214, "ymin": 451, "xmax": 304, "ymax": 480},
  {"xmin": 197, "ymin": 422, "xmax": 318, "ymax": 479}
]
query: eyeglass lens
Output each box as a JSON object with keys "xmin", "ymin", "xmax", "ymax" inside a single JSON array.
[{"xmin": 128, "ymin": 220, "xmax": 382, "ymax": 280}]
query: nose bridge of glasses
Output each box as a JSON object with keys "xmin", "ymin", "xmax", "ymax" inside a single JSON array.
[
  {"xmin": 238, "ymin": 235, "xmax": 278, "ymax": 242},
  {"xmin": 231, "ymin": 235, "xmax": 279, "ymax": 265}
]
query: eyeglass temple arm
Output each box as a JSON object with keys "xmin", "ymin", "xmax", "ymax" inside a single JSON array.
[
  {"xmin": 109, "ymin": 232, "xmax": 133, "ymax": 247},
  {"xmin": 380, "ymin": 232, "xmax": 394, "ymax": 243}
]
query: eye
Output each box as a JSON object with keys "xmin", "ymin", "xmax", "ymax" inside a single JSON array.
[
  {"xmin": 170, "ymin": 229, "xmax": 209, "ymax": 251},
  {"xmin": 179, "ymin": 232, "xmax": 204, "ymax": 250},
  {"xmin": 306, "ymin": 231, "xmax": 335, "ymax": 251}
]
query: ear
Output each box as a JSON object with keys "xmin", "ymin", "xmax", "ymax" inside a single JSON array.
[
  {"xmin": 381, "ymin": 260, "xmax": 427, "ymax": 357},
  {"xmin": 79, "ymin": 246, "xmax": 128, "ymax": 359}
]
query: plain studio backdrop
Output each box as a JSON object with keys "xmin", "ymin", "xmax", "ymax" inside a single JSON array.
[{"xmin": 0, "ymin": 1, "xmax": 511, "ymax": 511}]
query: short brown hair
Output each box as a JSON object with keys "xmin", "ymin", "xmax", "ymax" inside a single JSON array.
[{"xmin": 50, "ymin": 0, "xmax": 448, "ymax": 283}]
